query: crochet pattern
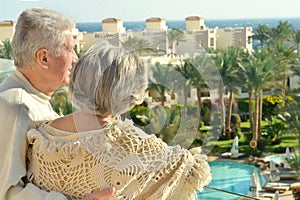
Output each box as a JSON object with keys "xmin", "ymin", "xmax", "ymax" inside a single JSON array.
[{"xmin": 27, "ymin": 119, "xmax": 211, "ymax": 200}]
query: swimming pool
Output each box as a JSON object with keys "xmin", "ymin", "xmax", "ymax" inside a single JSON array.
[{"xmin": 196, "ymin": 161, "xmax": 265, "ymax": 200}]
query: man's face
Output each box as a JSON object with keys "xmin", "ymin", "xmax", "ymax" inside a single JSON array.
[{"xmin": 47, "ymin": 30, "xmax": 78, "ymax": 87}]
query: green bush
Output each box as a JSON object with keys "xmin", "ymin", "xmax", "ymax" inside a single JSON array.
[
  {"xmin": 231, "ymin": 114, "xmax": 241, "ymax": 125},
  {"xmin": 288, "ymin": 153, "xmax": 300, "ymax": 175},
  {"xmin": 229, "ymin": 114, "xmax": 242, "ymax": 138},
  {"xmin": 187, "ymin": 103, "xmax": 197, "ymax": 117},
  {"xmin": 129, "ymin": 105, "xmax": 152, "ymax": 126},
  {"xmin": 263, "ymin": 95, "xmax": 285, "ymax": 120},
  {"xmin": 238, "ymin": 99, "xmax": 254, "ymax": 113},
  {"xmin": 237, "ymin": 99, "xmax": 254, "ymax": 122},
  {"xmin": 257, "ymin": 139, "xmax": 266, "ymax": 150},
  {"xmin": 201, "ymin": 99, "xmax": 212, "ymax": 125},
  {"xmin": 50, "ymin": 87, "xmax": 74, "ymax": 115},
  {"xmin": 265, "ymin": 117, "xmax": 288, "ymax": 143}
]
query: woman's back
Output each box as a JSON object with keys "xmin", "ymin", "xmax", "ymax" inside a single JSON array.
[{"xmin": 27, "ymin": 118, "xmax": 211, "ymax": 200}]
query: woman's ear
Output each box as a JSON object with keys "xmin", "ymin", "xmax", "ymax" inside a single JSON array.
[{"xmin": 36, "ymin": 49, "xmax": 49, "ymax": 69}]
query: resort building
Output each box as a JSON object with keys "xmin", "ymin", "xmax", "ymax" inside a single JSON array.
[
  {"xmin": 81, "ymin": 15, "xmax": 254, "ymax": 56},
  {"xmin": 145, "ymin": 17, "xmax": 168, "ymax": 31},
  {"xmin": 181, "ymin": 16, "xmax": 253, "ymax": 52},
  {"xmin": 177, "ymin": 28, "xmax": 218, "ymax": 56},
  {"xmin": 185, "ymin": 16, "xmax": 206, "ymax": 31},
  {"xmin": 81, "ymin": 32, "xmax": 104, "ymax": 52},
  {"xmin": 102, "ymin": 18, "xmax": 126, "ymax": 34},
  {"xmin": 101, "ymin": 18, "xmax": 127, "ymax": 47},
  {"xmin": 216, "ymin": 27, "xmax": 254, "ymax": 51},
  {"xmin": 0, "ymin": 20, "xmax": 16, "ymax": 41},
  {"xmin": 127, "ymin": 29, "xmax": 168, "ymax": 53},
  {"xmin": 72, "ymin": 28, "xmax": 84, "ymax": 54}
]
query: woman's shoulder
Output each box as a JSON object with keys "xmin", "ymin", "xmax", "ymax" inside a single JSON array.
[{"xmin": 49, "ymin": 113, "xmax": 77, "ymax": 132}]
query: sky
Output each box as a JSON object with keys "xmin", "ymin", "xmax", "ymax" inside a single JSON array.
[{"xmin": 1, "ymin": 0, "xmax": 300, "ymax": 22}]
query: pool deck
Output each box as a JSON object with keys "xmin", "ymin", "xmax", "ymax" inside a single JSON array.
[{"xmin": 207, "ymin": 154, "xmax": 300, "ymax": 200}]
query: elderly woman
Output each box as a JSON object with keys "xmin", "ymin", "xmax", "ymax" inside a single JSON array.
[{"xmin": 26, "ymin": 41, "xmax": 211, "ymax": 200}]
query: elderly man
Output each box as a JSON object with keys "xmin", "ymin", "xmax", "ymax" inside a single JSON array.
[{"xmin": 0, "ymin": 8, "xmax": 113, "ymax": 200}]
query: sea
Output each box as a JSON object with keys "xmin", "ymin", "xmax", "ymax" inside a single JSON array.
[{"xmin": 76, "ymin": 17, "xmax": 300, "ymax": 33}]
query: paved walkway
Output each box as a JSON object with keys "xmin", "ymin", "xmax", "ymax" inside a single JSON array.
[{"xmin": 207, "ymin": 154, "xmax": 299, "ymax": 200}]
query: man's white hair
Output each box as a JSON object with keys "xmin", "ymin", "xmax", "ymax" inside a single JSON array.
[{"xmin": 12, "ymin": 7, "xmax": 75, "ymax": 69}]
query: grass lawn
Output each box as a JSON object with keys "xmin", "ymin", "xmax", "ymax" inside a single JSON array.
[{"xmin": 205, "ymin": 121, "xmax": 299, "ymax": 156}]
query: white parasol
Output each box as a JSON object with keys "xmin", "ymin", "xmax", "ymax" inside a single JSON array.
[
  {"xmin": 230, "ymin": 136, "xmax": 239, "ymax": 156},
  {"xmin": 270, "ymin": 160, "xmax": 280, "ymax": 182},
  {"xmin": 248, "ymin": 169, "xmax": 261, "ymax": 197},
  {"xmin": 284, "ymin": 147, "xmax": 291, "ymax": 169},
  {"xmin": 274, "ymin": 190, "xmax": 279, "ymax": 200},
  {"xmin": 285, "ymin": 147, "xmax": 291, "ymax": 160}
]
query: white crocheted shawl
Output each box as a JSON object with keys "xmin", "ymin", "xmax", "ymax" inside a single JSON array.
[{"xmin": 27, "ymin": 119, "xmax": 211, "ymax": 200}]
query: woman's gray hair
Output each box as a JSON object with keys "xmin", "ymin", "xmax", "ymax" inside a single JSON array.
[
  {"xmin": 11, "ymin": 7, "xmax": 75, "ymax": 69},
  {"xmin": 69, "ymin": 41, "xmax": 148, "ymax": 117}
]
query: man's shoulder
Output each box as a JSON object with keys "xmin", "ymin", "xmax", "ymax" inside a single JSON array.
[
  {"xmin": 0, "ymin": 87, "xmax": 25, "ymax": 104},
  {"xmin": 0, "ymin": 73, "xmax": 24, "ymax": 103}
]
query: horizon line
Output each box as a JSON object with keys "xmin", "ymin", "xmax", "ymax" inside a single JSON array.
[{"xmin": 75, "ymin": 16, "xmax": 300, "ymax": 23}]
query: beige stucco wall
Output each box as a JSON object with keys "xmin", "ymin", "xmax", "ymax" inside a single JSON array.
[
  {"xmin": 175, "ymin": 31, "xmax": 206, "ymax": 56},
  {"xmin": 102, "ymin": 23, "xmax": 118, "ymax": 33},
  {"xmin": 0, "ymin": 21, "xmax": 15, "ymax": 41},
  {"xmin": 216, "ymin": 28, "xmax": 234, "ymax": 49},
  {"xmin": 185, "ymin": 18, "xmax": 205, "ymax": 31},
  {"xmin": 146, "ymin": 20, "xmax": 167, "ymax": 31},
  {"xmin": 81, "ymin": 32, "xmax": 104, "ymax": 51},
  {"xmin": 102, "ymin": 19, "xmax": 125, "ymax": 33},
  {"xmin": 128, "ymin": 30, "xmax": 168, "ymax": 52},
  {"xmin": 216, "ymin": 27, "xmax": 253, "ymax": 51}
]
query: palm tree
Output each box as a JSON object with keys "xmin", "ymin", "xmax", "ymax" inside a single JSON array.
[
  {"xmin": 280, "ymin": 90, "xmax": 300, "ymax": 148},
  {"xmin": 167, "ymin": 29, "xmax": 185, "ymax": 56},
  {"xmin": 240, "ymin": 50, "xmax": 256, "ymax": 134},
  {"xmin": 291, "ymin": 63, "xmax": 300, "ymax": 77},
  {"xmin": 0, "ymin": 39, "xmax": 13, "ymax": 59},
  {"xmin": 293, "ymin": 29, "xmax": 300, "ymax": 55},
  {"xmin": 253, "ymin": 24, "xmax": 271, "ymax": 48},
  {"xmin": 175, "ymin": 56, "xmax": 207, "ymax": 122},
  {"xmin": 275, "ymin": 21, "xmax": 294, "ymax": 42},
  {"xmin": 188, "ymin": 55, "xmax": 216, "ymax": 126},
  {"xmin": 272, "ymin": 42, "xmax": 298, "ymax": 95},
  {"xmin": 122, "ymin": 36, "xmax": 152, "ymax": 56},
  {"xmin": 214, "ymin": 47, "xmax": 244, "ymax": 138},
  {"xmin": 175, "ymin": 60, "xmax": 192, "ymax": 118},
  {"xmin": 246, "ymin": 47, "xmax": 282, "ymax": 147},
  {"xmin": 149, "ymin": 62, "xmax": 181, "ymax": 107}
]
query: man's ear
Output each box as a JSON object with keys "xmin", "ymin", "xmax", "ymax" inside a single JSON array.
[{"xmin": 36, "ymin": 49, "xmax": 49, "ymax": 69}]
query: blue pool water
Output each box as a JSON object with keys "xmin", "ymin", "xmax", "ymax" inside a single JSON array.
[{"xmin": 196, "ymin": 161, "xmax": 265, "ymax": 200}]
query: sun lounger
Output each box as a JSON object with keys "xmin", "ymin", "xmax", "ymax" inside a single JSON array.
[
  {"xmin": 263, "ymin": 182, "xmax": 290, "ymax": 193},
  {"xmin": 221, "ymin": 152, "xmax": 245, "ymax": 159},
  {"xmin": 258, "ymin": 191, "xmax": 276, "ymax": 199},
  {"xmin": 221, "ymin": 152, "xmax": 232, "ymax": 157},
  {"xmin": 279, "ymin": 172, "xmax": 299, "ymax": 180}
]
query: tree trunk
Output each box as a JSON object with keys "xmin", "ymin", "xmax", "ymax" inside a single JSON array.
[
  {"xmin": 248, "ymin": 89, "xmax": 253, "ymax": 134},
  {"xmin": 252, "ymin": 92, "xmax": 260, "ymax": 147},
  {"xmin": 226, "ymin": 91, "xmax": 233, "ymax": 138},
  {"xmin": 183, "ymin": 87, "xmax": 188, "ymax": 118},
  {"xmin": 282, "ymin": 76, "xmax": 287, "ymax": 96},
  {"xmin": 160, "ymin": 88, "xmax": 165, "ymax": 107},
  {"xmin": 258, "ymin": 89, "xmax": 263, "ymax": 140},
  {"xmin": 220, "ymin": 92, "xmax": 226, "ymax": 138},
  {"xmin": 196, "ymin": 86, "xmax": 202, "ymax": 129}
]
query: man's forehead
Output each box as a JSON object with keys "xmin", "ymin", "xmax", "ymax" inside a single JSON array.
[
  {"xmin": 63, "ymin": 30, "xmax": 75, "ymax": 44},
  {"xmin": 63, "ymin": 30, "xmax": 73, "ymax": 38}
]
